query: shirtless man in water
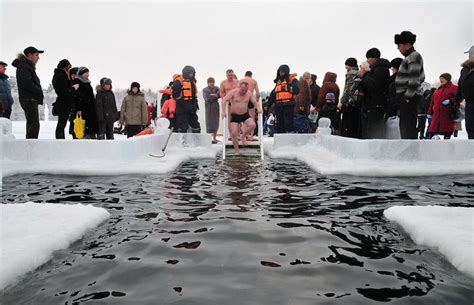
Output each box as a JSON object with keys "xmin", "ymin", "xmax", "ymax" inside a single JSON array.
[
  {"xmin": 239, "ymin": 71, "xmax": 261, "ymax": 140},
  {"xmin": 222, "ymin": 81, "xmax": 262, "ymax": 155}
]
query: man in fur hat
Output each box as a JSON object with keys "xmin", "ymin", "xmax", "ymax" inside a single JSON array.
[
  {"xmin": 394, "ymin": 31, "xmax": 425, "ymax": 139},
  {"xmin": 11, "ymin": 46, "xmax": 44, "ymax": 138}
]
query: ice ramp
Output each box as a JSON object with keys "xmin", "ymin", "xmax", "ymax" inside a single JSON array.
[
  {"xmin": 269, "ymin": 133, "xmax": 474, "ymax": 177},
  {"xmin": 1, "ymin": 134, "xmax": 216, "ymax": 178}
]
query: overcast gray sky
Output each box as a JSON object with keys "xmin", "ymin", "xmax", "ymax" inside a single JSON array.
[{"xmin": 1, "ymin": 0, "xmax": 472, "ymax": 92}]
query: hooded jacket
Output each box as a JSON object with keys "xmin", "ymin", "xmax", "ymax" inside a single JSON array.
[
  {"xmin": 0, "ymin": 73, "xmax": 14, "ymax": 112},
  {"xmin": 269, "ymin": 64, "xmax": 300, "ymax": 107},
  {"xmin": 360, "ymin": 58, "xmax": 391, "ymax": 110},
  {"xmin": 316, "ymin": 72, "xmax": 340, "ymax": 110},
  {"xmin": 455, "ymin": 60, "xmax": 474, "ymax": 102},
  {"xmin": 295, "ymin": 77, "xmax": 311, "ymax": 114},
  {"xmin": 52, "ymin": 68, "xmax": 75, "ymax": 115},
  {"xmin": 11, "ymin": 54, "xmax": 44, "ymax": 104},
  {"xmin": 120, "ymin": 90, "xmax": 148, "ymax": 125},
  {"xmin": 95, "ymin": 85, "xmax": 118, "ymax": 123}
]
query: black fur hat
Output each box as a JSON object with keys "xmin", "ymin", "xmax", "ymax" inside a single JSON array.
[{"xmin": 394, "ymin": 31, "xmax": 417, "ymax": 44}]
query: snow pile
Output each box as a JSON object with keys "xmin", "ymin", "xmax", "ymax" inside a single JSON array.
[
  {"xmin": 270, "ymin": 133, "xmax": 474, "ymax": 176},
  {"xmin": 0, "ymin": 202, "xmax": 110, "ymax": 290},
  {"xmin": 384, "ymin": 206, "xmax": 474, "ymax": 277}
]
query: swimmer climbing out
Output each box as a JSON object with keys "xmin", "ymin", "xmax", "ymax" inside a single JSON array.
[{"xmin": 222, "ymin": 81, "xmax": 262, "ymax": 155}]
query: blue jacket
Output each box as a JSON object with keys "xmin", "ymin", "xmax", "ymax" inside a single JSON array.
[{"xmin": 0, "ymin": 73, "xmax": 14, "ymax": 112}]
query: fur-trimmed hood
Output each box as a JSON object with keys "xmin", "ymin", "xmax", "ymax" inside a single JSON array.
[
  {"xmin": 96, "ymin": 84, "xmax": 113, "ymax": 92},
  {"xmin": 461, "ymin": 60, "xmax": 474, "ymax": 70},
  {"xmin": 127, "ymin": 90, "xmax": 144, "ymax": 96},
  {"xmin": 323, "ymin": 72, "xmax": 337, "ymax": 83},
  {"xmin": 11, "ymin": 53, "xmax": 35, "ymax": 69}
]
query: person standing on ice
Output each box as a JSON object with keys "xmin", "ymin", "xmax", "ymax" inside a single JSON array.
[
  {"xmin": 120, "ymin": 82, "xmax": 148, "ymax": 138},
  {"xmin": 455, "ymin": 46, "xmax": 474, "ymax": 139},
  {"xmin": 172, "ymin": 65, "xmax": 201, "ymax": 133},
  {"xmin": 11, "ymin": 46, "xmax": 44, "ymax": 138},
  {"xmin": 0, "ymin": 61, "xmax": 14, "ymax": 119},
  {"xmin": 220, "ymin": 69, "xmax": 239, "ymax": 138},
  {"xmin": 95, "ymin": 77, "xmax": 118, "ymax": 140},
  {"xmin": 385, "ymin": 58, "xmax": 403, "ymax": 120},
  {"xmin": 359, "ymin": 48, "xmax": 391, "ymax": 139},
  {"xmin": 73, "ymin": 67, "xmax": 98, "ymax": 139},
  {"xmin": 316, "ymin": 72, "xmax": 339, "ymax": 134},
  {"xmin": 202, "ymin": 77, "xmax": 220, "ymax": 143},
  {"xmin": 394, "ymin": 30, "xmax": 425, "ymax": 139},
  {"xmin": 222, "ymin": 81, "xmax": 262, "ymax": 155},
  {"xmin": 427, "ymin": 73, "xmax": 458, "ymax": 139},
  {"xmin": 239, "ymin": 71, "xmax": 261, "ymax": 140},
  {"xmin": 339, "ymin": 57, "xmax": 360, "ymax": 138},
  {"xmin": 269, "ymin": 64, "xmax": 300, "ymax": 133},
  {"xmin": 52, "ymin": 59, "xmax": 78, "ymax": 139}
]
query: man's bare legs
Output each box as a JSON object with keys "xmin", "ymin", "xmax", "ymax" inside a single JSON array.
[
  {"xmin": 230, "ymin": 122, "xmax": 241, "ymax": 154},
  {"xmin": 246, "ymin": 108, "xmax": 257, "ymax": 141},
  {"xmin": 241, "ymin": 118, "xmax": 256, "ymax": 145}
]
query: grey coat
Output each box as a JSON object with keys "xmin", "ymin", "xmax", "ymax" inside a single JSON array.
[{"xmin": 0, "ymin": 73, "xmax": 14, "ymax": 112}]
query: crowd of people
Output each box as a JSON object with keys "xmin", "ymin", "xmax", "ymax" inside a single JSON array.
[{"xmin": 0, "ymin": 30, "xmax": 473, "ymax": 143}]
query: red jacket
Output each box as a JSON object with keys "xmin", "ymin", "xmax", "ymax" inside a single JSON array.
[{"xmin": 428, "ymin": 82, "xmax": 458, "ymax": 134}]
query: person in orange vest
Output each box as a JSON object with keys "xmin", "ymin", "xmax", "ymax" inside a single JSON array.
[
  {"xmin": 171, "ymin": 66, "xmax": 201, "ymax": 133},
  {"xmin": 269, "ymin": 64, "xmax": 300, "ymax": 133}
]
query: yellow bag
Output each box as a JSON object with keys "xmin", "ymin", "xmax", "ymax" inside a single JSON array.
[{"xmin": 73, "ymin": 114, "xmax": 85, "ymax": 139}]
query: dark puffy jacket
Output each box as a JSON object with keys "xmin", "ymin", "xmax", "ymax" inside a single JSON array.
[
  {"xmin": 360, "ymin": 58, "xmax": 391, "ymax": 111},
  {"xmin": 385, "ymin": 73, "xmax": 405, "ymax": 117},
  {"xmin": 0, "ymin": 73, "xmax": 14, "ymax": 112},
  {"xmin": 455, "ymin": 60, "xmax": 474, "ymax": 102},
  {"xmin": 310, "ymin": 83, "xmax": 320, "ymax": 107},
  {"xmin": 52, "ymin": 68, "xmax": 75, "ymax": 115},
  {"xmin": 73, "ymin": 77, "xmax": 96, "ymax": 123},
  {"xmin": 11, "ymin": 54, "xmax": 44, "ymax": 104},
  {"xmin": 95, "ymin": 87, "xmax": 118, "ymax": 123},
  {"xmin": 418, "ymin": 89, "xmax": 432, "ymax": 116}
]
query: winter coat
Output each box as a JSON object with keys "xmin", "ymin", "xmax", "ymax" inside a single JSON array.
[
  {"xmin": 428, "ymin": 82, "xmax": 458, "ymax": 133},
  {"xmin": 95, "ymin": 86, "xmax": 118, "ymax": 123},
  {"xmin": 386, "ymin": 73, "xmax": 404, "ymax": 118},
  {"xmin": 11, "ymin": 54, "xmax": 44, "ymax": 104},
  {"xmin": 395, "ymin": 47, "xmax": 425, "ymax": 99},
  {"xmin": 73, "ymin": 76, "xmax": 96, "ymax": 126},
  {"xmin": 52, "ymin": 68, "xmax": 75, "ymax": 116},
  {"xmin": 0, "ymin": 73, "xmax": 14, "ymax": 113},
  {"xmin": 455, "ymin": 60, "xmax": 474, "ymax": 102},
  {"xmin": 360, "ymin": 58, "xmax": 391, "ymax": 111},
  {"xmin": 310, "ymin": 83, "xmax": 320, "ymax": 107},
  {"xmin": 316, "ymin": 72, "xmax": 340, "ymax": 110},
  {"xmin": 340, "ymin": 68, "xmax": 359, "ymax": 106},
  {"xmin": 418, "ymin": 89, "xmax": 432, "ymax": 116},
  {"xmin": 295, "ymin": 77, "xmax": 311, "ymax": 114},
  {"xmin": 120, "ymin": 91, "xmax": 148, "ymax": 126}
]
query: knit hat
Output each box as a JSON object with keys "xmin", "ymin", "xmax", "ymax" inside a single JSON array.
[
  {"xmin": 0, "ymin": 61, "xmax": 7, "ymax": 67},
  {"xmin": 131, "ymin": 82, "xmax": 140, "ymax": 90},
  {"xmin": 57, "ymin": 59, "xmax": 71, "ymax": 69},
  {"xmin": 366, "ymin": 48, "xmax": 381, "ymax": 59},
  {"xmin": 100, "ymin": 77, "xmax": 112, "ymax": 86},
  {"xmin": 390, "ymin": 58, "xmax": 403, "ymax": 70},
  {"xmin": 325, "ymin": 92, "xmax": 336, "ymax": 101},
  {"xmin": 394, "ymin": 31, "xmax": 417, "ymax": 45},
  {"xmin": 77, "ymin": 66, "xmax": 89, "ymax": 76},
  {"xmin": 439, "ymin": 73, "xmax": 452, "ymax": 82},
  {"xmin": 69, "ymin": 67, "xmax": 79, "ymax": 76},
  {"xmin": 345, "ymin": 57, "xmax": 358, "ymax": 68}
]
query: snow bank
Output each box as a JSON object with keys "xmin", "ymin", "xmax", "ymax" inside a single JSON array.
[
  {"xmin": 270, "ymin": 134, "xmax": 474, "ymax": 176},
  {"xmin": 0, "ymin": 202, "xmax": 110, "ymax": 290},
  {"xmin": 384, "ymin": 206, "xmax": 474, "ymax": 277},
  {"xmin": 1, "ymin": 133, "xmax": 216, "ymax": 178}
]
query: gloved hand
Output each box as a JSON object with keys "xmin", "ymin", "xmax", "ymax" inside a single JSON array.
[
  {"xmin": 442, "ymin": 99, "xmax": 450, "ymax": 105},
  {"xmin": 427, "ymin": 114, "xmax": 432, "ymax": 119}
]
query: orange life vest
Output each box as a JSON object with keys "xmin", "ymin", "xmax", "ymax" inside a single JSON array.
[
  {"xmin": 181, "ymin": 79, "xmax": 196, "ymax": 101},
  {"xmin": 161, "ymin": 98, "xmax": 176, "ymax": 118},
  {"xmin": 275, "ymin": 74, "xmax": 297, "ymax": 103}
]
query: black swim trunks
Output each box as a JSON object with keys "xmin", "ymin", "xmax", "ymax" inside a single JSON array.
[{"xmin": 231, "ymin": 112, "xmax": 251, "ymax": 123}]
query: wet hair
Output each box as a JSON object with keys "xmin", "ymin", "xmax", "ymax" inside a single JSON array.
[
  {"xmin": 245, "ymin": 71, "xmax": 252, "ymax": 77},
  {"xmin": 226, "ymin": 69, "xmax": 234, "ymax": 74},
  {"xmin": 240, "ymin": 80, "xmax": 249, "ymax": 86}
]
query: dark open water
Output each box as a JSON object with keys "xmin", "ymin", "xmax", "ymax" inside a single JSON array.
[{"xmin": 1, "ymin": 153, "xmax": 473, "ymax": 305}]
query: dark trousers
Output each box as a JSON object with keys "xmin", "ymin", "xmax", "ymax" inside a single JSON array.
[
  {"xmin": 126, "ymin": 125, "xmax": 143, "ymax": 138},
  {"xmin": 175, "ymin": 99, "xmax": 201, "ymax": 133},
  {"xmin": 417, "ymin": 115, "xmax": 427, "ymax": 139},
  {"xmin": 98, "ymin": 122, "xmax": 115, "ymax": 140},
  {"xmin": 465, "ymin": 100, "xmax": 474, "ymax": 139},
  {"xmin": 360, "ymin": 109, "xmax": 385, "ymax": 139},
  {"xmin": 19, "ymin": 99, "xmax": 40, "ymax": 139},
  {"xmin": 1, "ymin": 108, "xmax": 12, "ymax": 119},
  {"xmin": 399, "ymin": 94, "xmax": 421, "ymax": 139},
  {"xmin": 55, "ymin": 112, "xmax": 69, "ymax": 139},
  {"xmin": 275, "ymin": 104, "xmax": 294, "ymax": 133},
  {"xmin": 341, "ymin": 105, "xmax": 360, "ymax": 138}
]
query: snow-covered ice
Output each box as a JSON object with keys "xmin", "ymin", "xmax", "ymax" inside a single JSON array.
[
  {"xmin": 0, "ymin": 202, "xmax": 110, "ymax": 290},
  {"xmin": 384, "ymin": 205, "xmax": 474, "ymax": 278}
]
